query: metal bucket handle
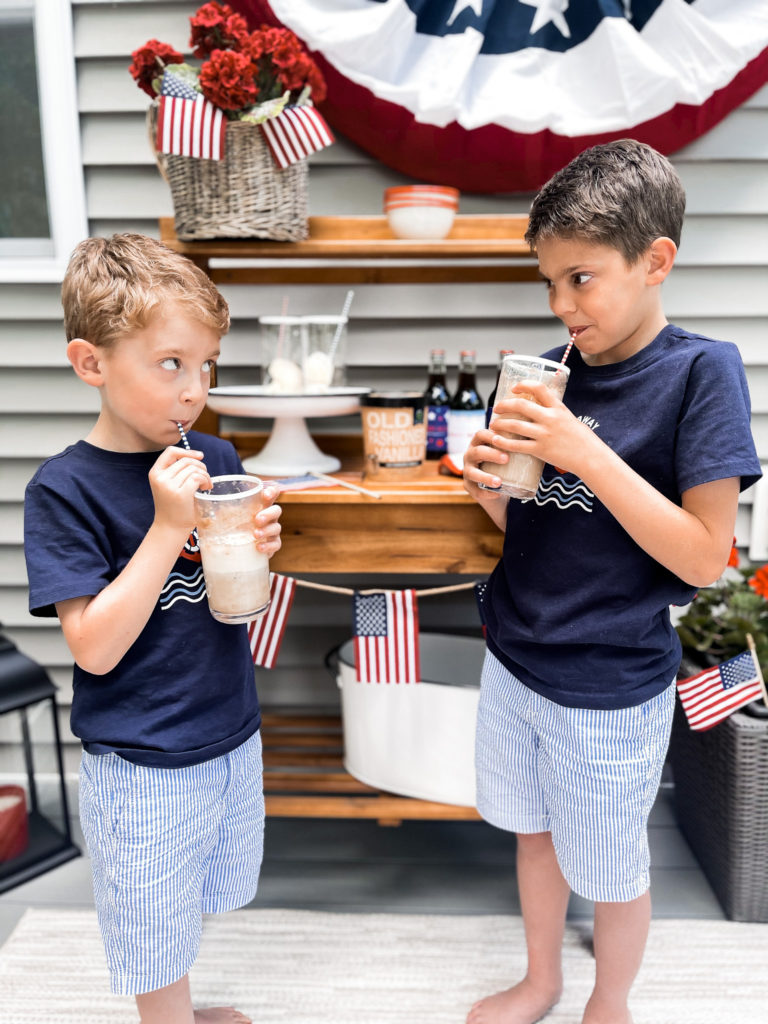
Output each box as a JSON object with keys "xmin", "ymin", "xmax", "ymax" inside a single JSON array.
[{"xmin": 324, "ymin": 642, "xmax": 345, "ymax": 688}]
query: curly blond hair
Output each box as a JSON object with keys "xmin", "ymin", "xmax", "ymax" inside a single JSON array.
[{"xmin": 62, "ymin": 233, "xmax": 230, "ymax": 346}]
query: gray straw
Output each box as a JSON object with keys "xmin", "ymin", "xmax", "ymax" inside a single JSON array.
[
  {"xmin": 328, "ymin": 289, "xmax": 355, "ymax": 366},
  {"xmin": 177, "ymin": 422, "xmax": 191, "ymax": 450}
]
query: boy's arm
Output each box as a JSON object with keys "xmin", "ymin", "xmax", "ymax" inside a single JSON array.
[
  {"xmin": 462, "ymin": 425, "xmax": 510, "ymax": 532},
  {"xmin": 487, "ymin": 382, "xmax": 739, "ymax": 587},
  {"xmin": 56, "ymin": 448, "xmax": 282, "ymax": 677},
  {"xmin": 56, "ymin": 446, "xmax": 211, "ymax": 675}
]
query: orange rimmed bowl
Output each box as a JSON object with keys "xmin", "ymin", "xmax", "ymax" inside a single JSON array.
[{"xmin": 384, "ymin": 185, "xmax": 459, "ymax": 240}]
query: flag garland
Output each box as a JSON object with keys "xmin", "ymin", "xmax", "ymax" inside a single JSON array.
[
  {"xmin": 676, "ymin": 649, "xmax": 765, "ymax": 731},
  {"xmin": 353, "ymin": 589, "xmax": 420, "ymax": 684},
  {"xmin": 156, "ymin": 94, "xmax": 226, "ymax": 160},
  {"xmin": 235, "ymin": 0, "xmax": 768, "ymax": 192},
  {"xmin": 259, "ymin": 104, "xmax": 335, "ymax": 168},
  {"xmin": 249, "ymin": 572, "xmax": 297, "ymax": 668}
]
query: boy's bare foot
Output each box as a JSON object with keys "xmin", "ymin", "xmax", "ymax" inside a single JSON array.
[
  {"xmin": 466, "ymin": 978, "xmax": 562, "ymax": 1024},
  {"xmin": 581, "ymin": 998, "xmax": 633, "ymax": 1024},
  {"xmin": 193, "ymin": 1008, "xmax": 251, "ymax": 1023}
]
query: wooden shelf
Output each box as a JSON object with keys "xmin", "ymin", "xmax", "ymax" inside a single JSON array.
[
  {"xmin": 159, "ymin": 214, "xmax": 539, "ymax": 284},
  {"xmin": 261, "ymin": 711, "xmax": 481, "ymax": 824}
]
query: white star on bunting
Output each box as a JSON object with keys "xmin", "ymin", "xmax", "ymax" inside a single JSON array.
[{"xmin": 519, "ymin": 0, "xmax": 571, "ymax": 38}]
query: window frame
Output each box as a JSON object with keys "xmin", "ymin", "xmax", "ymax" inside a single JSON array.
[{"xmin": 0, "ymin": 0, "xmax": 87, "ymax": 282}]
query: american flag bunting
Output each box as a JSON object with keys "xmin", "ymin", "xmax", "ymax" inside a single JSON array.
[
  {"xmin": 156, "ymin": 94, "xmax": 226, "ymax": 160},
  {"xmin": 259, "ymin": 105, "xmax": 334, "ymax": 169},
  {"xmin": 677, "ymin": 649, "xmax": 765, "ymax": 731},
  {"xmin": 353, "ymin": 589, "xmax": 420, "ymax": 684},
  {"xmin": 248, "ymin": 573, "xmax": 296, "ymax": 669}
]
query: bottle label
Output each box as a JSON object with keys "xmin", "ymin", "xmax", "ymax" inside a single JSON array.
[
  {"xmin": 447, "ymin": 409, "xmax": 486, "ymax": 457},
  {"xmin": 426, "ymin": 404, "xmax": 449, "ymax": 454}
]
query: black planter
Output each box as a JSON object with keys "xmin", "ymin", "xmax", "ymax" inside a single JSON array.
[{"xmin": 669, "ymin": 655, "xmax": 768, "ymax": 921}]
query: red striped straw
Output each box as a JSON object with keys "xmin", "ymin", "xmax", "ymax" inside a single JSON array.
[{"xmin": 561, "ymin": 330, "xmax": 576, "ymax": 365}]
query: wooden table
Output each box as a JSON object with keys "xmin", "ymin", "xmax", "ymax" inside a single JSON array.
[
  {"xmin": 225, "ymin": 435, "xmax": 502, "ymax": 822},
  {"xmin": 245, "ymin": 444, "xmax": 505, "ymax": 577}
]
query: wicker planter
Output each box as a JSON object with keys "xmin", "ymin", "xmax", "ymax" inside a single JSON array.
[
  {"xmin": 668, "ymin": 673, "xmax": 768, "ymax": 922},
  {"xmin": 149, "ymin": 105, "xmax": 308, "ymax": 242}
]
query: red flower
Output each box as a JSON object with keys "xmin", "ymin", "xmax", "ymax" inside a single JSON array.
[
  {"xmin": 129, "ymin": 39, "xmax": 184, "ymax": 98},
  {"xmin": 728, "ymin": 541, "xmax": 739, "ymax": 568},
  {"xmin": 129, "ymin": 6, "xmax": 326, "ymax": 111},
  {"xmin": 190, "ymin": 3, "xmax": 249, "ymax": 58},
  {"xmin": 748, "ymin": 566, "xmax": 768, "ymax": 599},
  {"xmin": 199, "ymin": 49, "xmax": 258, "ymax": 111}
]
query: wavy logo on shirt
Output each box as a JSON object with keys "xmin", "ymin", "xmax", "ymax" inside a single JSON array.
[
  {"xmin": 159, "ymin": 565, "xmax": 207, "ymax": 610},
  {"xmin": 534, "ymin": 472, "xmax": 594, "ymax": 513}
]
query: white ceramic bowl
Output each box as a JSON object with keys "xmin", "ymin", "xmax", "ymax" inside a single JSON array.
[{"xmin": 385, "ymin": 204, "xmax": 456, "ymax": 240}]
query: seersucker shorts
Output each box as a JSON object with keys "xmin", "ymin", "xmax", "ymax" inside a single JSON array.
[
  {"xmin": 475, "ymin": 649, "xmax": 675, "ymax": 902},
  {"xmin": 79, "ymin": 729, "xmax": 264, "ymax": 995}
]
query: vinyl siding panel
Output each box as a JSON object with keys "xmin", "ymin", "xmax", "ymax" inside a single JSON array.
[{"xmin": 3, "ymin": 0, "xmax": 767, "ymax": 736}]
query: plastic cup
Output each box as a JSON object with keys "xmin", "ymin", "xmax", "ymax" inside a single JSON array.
[
  {"xmin": 260, "ymin": 315, "xmax": 304, "ymax": 392},
  {"xmin": 193, "ymin": 475, "xmax": 271, "ymax": 624},
  {"xmin": 302, "ymin": 315, "xmax": 348, "ymax": 390},
  {"xmin": 480, "ymin": 354, "xmax": 570, "ymax": 500}
]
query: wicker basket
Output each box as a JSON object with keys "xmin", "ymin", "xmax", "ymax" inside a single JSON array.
[
  {"xmin": 668, "ymin": 695, "xmax": 768, "ymax": 921},
  {"xmin": 148, "ymin": 104, "xmax": 308, "ymax": 242}
]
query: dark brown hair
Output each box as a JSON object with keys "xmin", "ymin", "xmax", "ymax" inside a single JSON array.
[{"xmin": 525, "ymin": 139, "xmax": 686, "ymax": 263}]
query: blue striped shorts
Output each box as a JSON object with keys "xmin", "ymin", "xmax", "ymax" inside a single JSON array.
[
  {"xmin": 476, "ymin": 650, "xmax": 675, "ymax": 902},
  {"xmin": 79, "ymin": 729, "xmax": 265, "ymax": 996}
]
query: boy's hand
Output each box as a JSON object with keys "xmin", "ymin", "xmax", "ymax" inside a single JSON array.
[
  {"xmin": 462, "ymin": 425, "xmax": 508, "ymax": 500},
  {"xmin": 148, "ymin": 446, "xmax": 211, "ymax": 535},
  {"xmin": 487, "ymin": 379, "xmax": 593, "ymax": 475},
  {"xmin": 253, "ymin": 483, "xmax": 282, "ymax": 557}
]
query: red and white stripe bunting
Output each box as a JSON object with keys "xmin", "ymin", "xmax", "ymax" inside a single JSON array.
[
  {"xmin": 156, "ymin": 95, "xmax": 226, "ymax": 160},
  {"xmin": 248, "ymin": 573, "xmax": 297, "ymax": 669},
  {"xmin": 259, "ymin": 104, "xmax": 334, "ymax": 169}
]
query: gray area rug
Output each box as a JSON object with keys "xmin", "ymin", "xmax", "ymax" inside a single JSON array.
[{"xmin": 0, "ymin": 908, "xmax": 766, "ymax": 1023}]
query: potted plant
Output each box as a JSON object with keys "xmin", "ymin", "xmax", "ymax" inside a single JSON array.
[
  {"xmin": 675, "ymin": 542, "xmax": 768, "ymax": 718},
  {"xmin": 668, "ymin": 541, "xmax": 768, "ymax": 922},
  {"xmin": 129, "ymin": 2, "xmax": 330, "ymax": 241}
]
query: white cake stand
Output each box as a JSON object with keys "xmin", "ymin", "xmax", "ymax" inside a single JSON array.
[{"xmin": 206, "ymin": 385, "xmax": 370, "ymax": 476}]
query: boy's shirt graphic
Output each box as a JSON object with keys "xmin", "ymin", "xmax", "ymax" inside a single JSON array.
[
  {"xmin": 160, "ymin": 528, "xmax": 206, "ymax": 611},
  {"xmin": 533, "ymin": 417, "xmax": 600, "ymax": 513}
]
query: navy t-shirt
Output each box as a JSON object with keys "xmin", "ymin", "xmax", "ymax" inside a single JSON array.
[
  {"xmin": 482, "ymin": 326, "xmax": 762, "ymax": 710},
  {"xmin": 24, "ymin": 431, "xmax": 261, "ymax": 767}
]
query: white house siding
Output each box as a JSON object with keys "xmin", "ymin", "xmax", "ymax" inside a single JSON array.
[{"xmin": 2, "ymin": 0, "xmax": 767, "ymax": 740}]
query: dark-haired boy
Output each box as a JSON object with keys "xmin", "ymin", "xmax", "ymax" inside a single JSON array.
[{"xmin": 463, "ymin": 140, "xmax": 761, "ymax": 1024}]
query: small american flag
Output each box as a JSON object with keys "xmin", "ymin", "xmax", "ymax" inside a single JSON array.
[
  {"xmin": 156, "ymin": 95, "xmax": 226, "ymax": 160},
  {"xmin": 259, "ymin": 105, "xmax": 334, "ymax": 169},
  {"xmin": 248, "ymin": 573, "xmax": 296, "ymax": 669},
  {"xmin": 677, "ymin": 649, "xmax": 765, "ymax": 731},
  {"xmin": 353, "ymin": 589, "xmax": 420, "ymax": 684},
  {"xmin": 161, "ymin": 69, "xmax": 199, "ymax": 102}
]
